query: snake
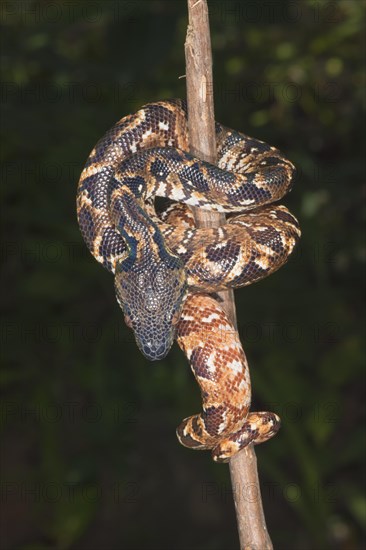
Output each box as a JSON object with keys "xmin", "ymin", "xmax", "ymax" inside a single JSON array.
[{"xmin": 77, "ymin": 99, "xmax": 300, "ymax": 462}]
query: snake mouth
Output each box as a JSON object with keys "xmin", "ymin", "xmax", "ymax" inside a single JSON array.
[{"xmin": 140, "ymin": 340, "xmax": 171, "ymax": 361}]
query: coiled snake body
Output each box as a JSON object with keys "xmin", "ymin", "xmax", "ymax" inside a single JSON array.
[{"xmin": 77, "ymin": 99, "xmax": 300, "ymax": 462}]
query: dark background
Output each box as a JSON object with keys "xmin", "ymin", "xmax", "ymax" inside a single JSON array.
[{"xmin": 1, "ymin": 1, "xmax": 365, "ymax": 549}]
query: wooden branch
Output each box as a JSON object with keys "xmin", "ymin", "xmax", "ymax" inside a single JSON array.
[{"xmin": 184, "ymin": 1, "xmax": 274, "ymax": 548}]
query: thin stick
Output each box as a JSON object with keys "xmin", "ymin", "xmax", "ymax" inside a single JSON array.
[{"xmin": 184, "ymin": 1, "xmax": 274, "ymax": 548}]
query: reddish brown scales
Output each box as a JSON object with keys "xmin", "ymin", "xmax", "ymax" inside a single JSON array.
[{"xmin": 176, "ymin": 294, "xmax": 280, "ymax": 462}]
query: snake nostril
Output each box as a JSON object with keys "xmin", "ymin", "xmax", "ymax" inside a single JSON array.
[{"xmin": 156, "ymin": 343, "xmax": 166, "ymax": 356}]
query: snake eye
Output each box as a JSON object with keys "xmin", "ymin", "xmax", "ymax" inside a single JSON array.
[
  {"xmin": 124, "ymin": 314, "xmax": 133, "ymax": 329},
  {"xmin": 172, "ymin": 311, "xmax": 181, "ymax": 326}
]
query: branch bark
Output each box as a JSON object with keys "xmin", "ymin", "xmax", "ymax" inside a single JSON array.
[{"xmin": 184, "ymin": 1, "xmax": 273, "ymax": 548}]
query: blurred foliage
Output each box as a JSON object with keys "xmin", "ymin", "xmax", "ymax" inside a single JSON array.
[{"xmin": 1, "ymin": 0, "xmax": 365, "ymax": 549}]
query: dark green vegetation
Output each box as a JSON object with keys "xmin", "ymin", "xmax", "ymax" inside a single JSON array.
[{"xmin": 1, "ymin": 1, "xmax": 364, "ymax": 548}]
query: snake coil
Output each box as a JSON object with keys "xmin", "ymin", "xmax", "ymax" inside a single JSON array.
[{"xmin": 77, "ymin": 99, "xmax": 300, "ymax": 461}]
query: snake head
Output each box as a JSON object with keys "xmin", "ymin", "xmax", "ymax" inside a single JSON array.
[{"xmin": 114, "ymin": 254, "xmax": 187, "ymax": 361}]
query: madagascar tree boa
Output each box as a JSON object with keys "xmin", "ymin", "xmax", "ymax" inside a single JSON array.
[{"xmin": 77, "ymin": 99, "xmax": 300, "ymax": 462}]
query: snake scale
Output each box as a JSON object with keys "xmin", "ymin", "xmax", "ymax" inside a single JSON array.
[{"xmin": 77, "ymin": 99, "xmax": 300, "ymax": 462}]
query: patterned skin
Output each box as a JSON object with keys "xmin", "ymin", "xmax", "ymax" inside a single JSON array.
[
  {"xmin": 77, "ymin": 99, "xmax": 300, "ymax": 461},
  {"xmin": 176, "ymin": 294, "xmax": 280, "ymax": 463}
]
